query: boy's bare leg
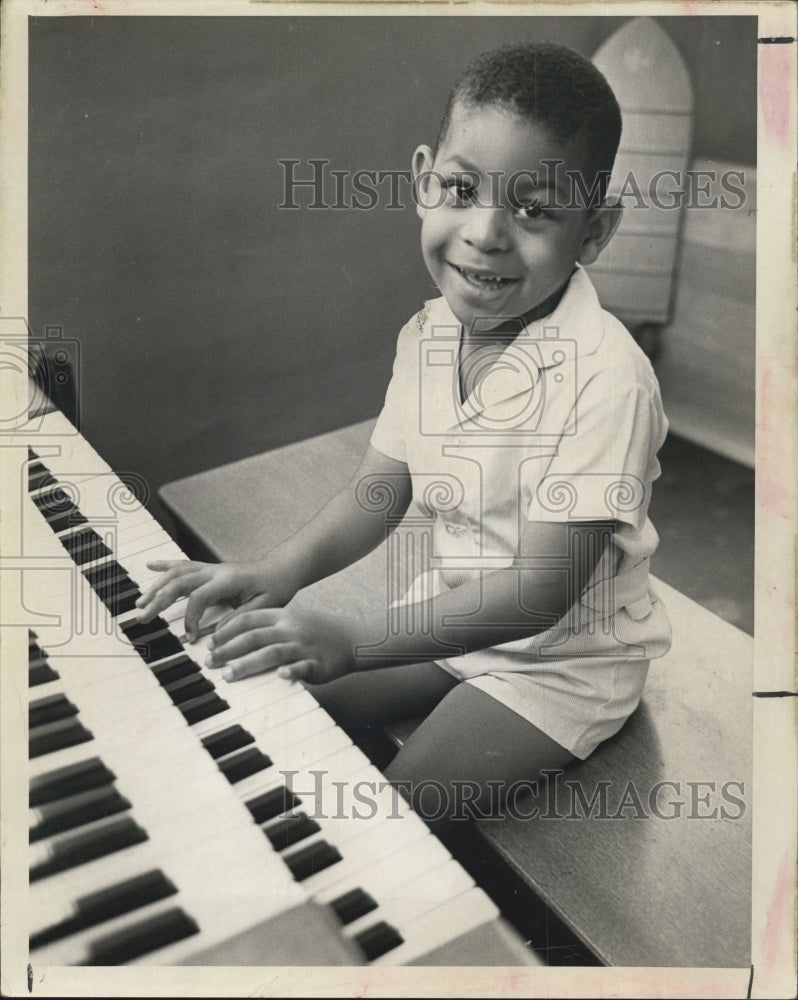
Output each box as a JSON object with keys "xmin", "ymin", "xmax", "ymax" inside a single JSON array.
[
  {"xmin": 304, "ymin": 661, "xmax": 458, "ymax": 764},
  {"xmin": 385, "ymin": 682, "xmax": 574, "ymax": 835},
  {"xmin": 306, "ymin": 663, "xmax": 574, "ymax": 834}
]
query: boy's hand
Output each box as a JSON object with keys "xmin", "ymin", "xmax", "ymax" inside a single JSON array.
[
  {"xmin": 207, "ymin": 605, "xmax": 356, "ymax": 685},
  {"xmin": 135, "ymin": 560, "xmax": 298, "ymax": 642}
]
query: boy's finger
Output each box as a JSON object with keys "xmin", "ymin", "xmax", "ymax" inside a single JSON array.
[
  {"xmin": 277, "ymin": 660, "xmax": 315, "ymax": 683},
  {"xmin": 212, "ymin": 607, "xmax": 238, "ymax": 631},
  {"xmin": 135, "ymin": 565, "xmax": 198, "ymax": 609},
  {"xmin": 183, "ymin": 583, "xmax": 220, "ymax": 644},
  {"xmin": 145, "ymin": 559, "xmax": 192, "ymax": 572},
  {"xmin": 206, "ymin": 627, "xmax": 282, "ymax": 667},
  {"xmin": 212, "ymin": 608, "xmax": 280, "ymax": 645},
  {"xmin": 211, "ymin": 594, "xmax": 271, "ymax": 633},
  {"xmin": 134, "ymin": 588, "xmax": 170, "ymax": 620},
  {"xmin": 220, "ymin": 646, "xmax": 286, "ymax": 682}
]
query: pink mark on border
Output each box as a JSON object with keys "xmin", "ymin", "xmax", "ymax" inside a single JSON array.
[
  {"xmin": 761, "ymin": 852, "xmax": 794, "ymax": 969},
  {"xmin": 759, "ymin": 45, "xmax": 793, "ymax": 149},
  {"xmin": 756, "ymin": 362, "xmax": 793, "ymax": 521}
]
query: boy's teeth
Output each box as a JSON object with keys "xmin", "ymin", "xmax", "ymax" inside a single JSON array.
[{"xmin": 458, "ymin": 266, "xmax": 509, "ymax": 289}]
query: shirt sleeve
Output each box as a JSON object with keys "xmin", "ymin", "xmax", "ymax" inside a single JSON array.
[
  {"xmin": 369, "ymin": 312, "xmax": 422, "ymax": 464},
  {"xmin": 526, "ymin": 371, "xmax": 668, "ymax": 532}
]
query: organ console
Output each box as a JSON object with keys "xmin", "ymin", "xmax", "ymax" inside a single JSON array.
[{"xmin": 18, "ymin": 401, "xmax": 539, "ymax": 968}]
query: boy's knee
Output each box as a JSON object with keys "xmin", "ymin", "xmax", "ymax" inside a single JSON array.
[
  {"xmin": 303, "ymin": 677, "xmax": 362, "ymax": 733},
  {"xmin": 385, "ymin": 756, "xmax": 494, "ymax": 830}
]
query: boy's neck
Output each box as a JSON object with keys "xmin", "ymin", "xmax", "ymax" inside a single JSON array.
[{"xmin": 463, "ymin": 269, "xmax": 574, "ymax": 340}]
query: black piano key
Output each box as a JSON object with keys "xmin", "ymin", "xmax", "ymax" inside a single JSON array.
[
  {"xmin": 29, "ymin": 640, "xmax": 46, "ymax": 661},
  {"xmin": 91, "ymin": 575, "xmax": 134, "ymax": 602},
  {"xmin": 30, "ymin": 757, "xmax": 116, "ymax": 807},
  {"xmin": 28, "ymin": 463, "xmax": 57, "ymax": 491},
  {"xmin": 48, "ymin": 509, "xmax": 89, "ymax": 534},
  {"xmin": 178, "ymin": 692, "xmax": 229, "ymax": 725},
  {"xmin": 29, "ymin": 718, "xmax": 93, "ymax": 759},
  {"xmin": 119, "ymin": 617, "xmax": 171, "ymax": 644},
  {"xmin": 27, "ymin": 457, "xmax": 50, "ymax": 477},
  {"xmin": 263, "ymin": 813, "xmax": 321, "ymax": 852},
  {"xmin": 59, "ymin": 528, "xmax": 112, "ymax": 566},
  {"xmin": 29, "ymin": 817, "xmax": 148, "ymax": 881},
  {"xmin": 354, "ymin": 921, "xmax": 404, "ymax": 961},
  {"xmin": 82, "ymin": 560, "xmax": 128, "ymax": 590},
  {"xmin": 31, "ymin": 487, "xmax": 87, "ymax": 532},
  {"xmin": 328, "ymin": 888, "xmax": 379, "ymax": 926},
  {"xmin": 29, "ymin": 693, "xmax": 79, "ymax": 729},
  {"xmin": 163, "ymin": 673, "xmax": 215, "ymax": 706},
  {"xmin": 246, "ymin": 785, "xmax": 301, "ymax": 825},
  {"xmin": 200, "ymin": 724, "xmax": 255, "ymax": 760},
  {"xmin": 217, "ymin": 747, "xmax": 272, "ymax": 784},
  {"xmin": 140, "ymin": 632, "xmax": 184, "ymax": 664},
  {"xmin": 283, "ymin": 840, "xmax": 342, "ymax": 882},
  {"xmin": 29, "ymin": 483, "xmax": 61, "ymax": 510},
  {"xmin": 121, "ymin": 618, "xmax": 183, "ymax": 663},
  {"xmin": 89, "ymin": 577, "xmax": 137, "ymax": 607},
  {"xmin": 82, "ymin": 568, "xmax": 142, "ymax": 615},
  {"xmin": 105, "ymin": 587, "xmax": 143, "ymax": 617},
  {"xmin": 151, "ymin": 655, "xmax": 201, "ymax": 687},
  {"xmin": 84, "ymin": 907, "xmax": 199, "ymax": 965},
  {"xmin": 121, "ymin": 628, "xmax": 184, "ymax": 665},
  {"xmin": 30, "ymin": 869, "xmax": 177, "ymax": 950},
  {"xmin": 30, "ymin": 786, "xmax": 131, "ymax": 842},
  {"xmin": 29, "ymin": 661, "xmax": 60, "ymax": 687}
]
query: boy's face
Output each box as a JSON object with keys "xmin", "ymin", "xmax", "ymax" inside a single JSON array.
[{"xmin": 413, "ymin": 101, "xmax": 620, "ymax": 328}]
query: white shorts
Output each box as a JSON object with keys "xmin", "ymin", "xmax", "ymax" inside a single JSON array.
[{"xmin": 435, "ymin": 594, "xmax": 671, "ymax": 760}]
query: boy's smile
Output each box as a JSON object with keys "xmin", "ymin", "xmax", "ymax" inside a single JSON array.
[{"xmin": 413, "ymin": 102, "xmax": 620, "ymax": 329}]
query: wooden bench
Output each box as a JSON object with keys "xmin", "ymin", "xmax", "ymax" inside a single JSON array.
[{"xmin": 160, "ymin": 419, "xmax": 752, "ymax": 968}]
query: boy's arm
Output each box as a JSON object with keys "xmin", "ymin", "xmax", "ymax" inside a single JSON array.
[
  {"xmin": 350, "ymin": 518, "xmax": 613, "ymax": 669},
  {"xmin": 210, "ymin": 518, "xmax": 614, "ymax": 683},
  {"xmin": 137, "ymin": 445, "xmax": 411, "ymax": 635},
  {"xmin": 268, "ymin": 444, "xmax": 413, "ymax": 593}
]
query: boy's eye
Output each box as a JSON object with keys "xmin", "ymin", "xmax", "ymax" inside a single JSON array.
[
  {"xmin": 446, "ymin": 178, "xmax": 478, "ymax": 205},
  {"xmin": 516, "ymin": 199, "xmax": 548, "ymax": 220}
]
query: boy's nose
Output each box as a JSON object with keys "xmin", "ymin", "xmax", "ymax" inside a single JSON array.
[{"xmin": 460, "ymin": 205, "xmax": 511, "ymax": 253}]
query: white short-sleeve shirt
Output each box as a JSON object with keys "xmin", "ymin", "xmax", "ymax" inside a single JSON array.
[{"xmin": 370, "ymin": 267, "xmax": 672, "ymax": 758}]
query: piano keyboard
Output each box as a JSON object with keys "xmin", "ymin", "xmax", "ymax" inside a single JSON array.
[{"xmin": 19, "ymin": 405, "xmax": 539, "ymax": 967}]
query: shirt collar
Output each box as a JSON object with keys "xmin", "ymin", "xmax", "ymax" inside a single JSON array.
[
  {"xmin": 429, "ymin": 266, "xmax": 607, "ymax": 359},
  {"xmin": 424, "ymin": 267, "xmax": 608, "ymax": 424}
]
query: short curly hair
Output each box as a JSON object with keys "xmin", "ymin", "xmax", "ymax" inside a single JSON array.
[{"xmin": 436, "ymin": 42, "xmax": 622, "ymax": 204}]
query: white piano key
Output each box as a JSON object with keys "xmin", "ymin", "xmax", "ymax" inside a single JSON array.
[
  {"xmin": 296, "ymin": 803, "xmax": 433, "ymax": 898},
  {"xmin": 343, "ymin": 857, "xmax": 474, "ymax": 942},
  {"xmin": 371, "ymin": 886, "xmax": 499, "ymax": 966},
  {"xmin": 226, "ymin": 723, "xmax": 353, "ymax": 803},
  {"xmin": 314, "ymin": 831, "xmax": 451, "ymax": 916}
]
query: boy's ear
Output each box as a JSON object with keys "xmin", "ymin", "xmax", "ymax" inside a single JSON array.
[
  {"xmin": 577, "ymin": 203, "xmax": 623, "ymax": 267},
  {"xmin": 412, "ymin": 144, "xmax": 435, "ymax": 220}
]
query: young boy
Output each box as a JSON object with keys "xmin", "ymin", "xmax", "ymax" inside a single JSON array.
[{"xmin": 137, "ymin": 42, "xmax": 671, "ymax": 829}]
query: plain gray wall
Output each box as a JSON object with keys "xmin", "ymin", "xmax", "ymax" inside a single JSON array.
[{"xmin": 28, "ymin": 15, "xmax": 757, "ymax": 524}]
